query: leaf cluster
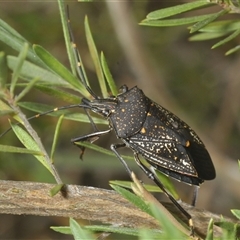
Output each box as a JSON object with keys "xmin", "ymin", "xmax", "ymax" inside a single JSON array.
[
  {"xmin": 0, "ymin": 0, "xmax": 116, "ymax": 181},
  {"xmin": 141, "ymin": 0, "xmax": 240, "ymax": 55}
]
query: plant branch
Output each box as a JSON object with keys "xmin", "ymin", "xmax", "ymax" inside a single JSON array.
[{"xmin": 0, "ymin": 180, "xmax": 238, "ymax": 238}]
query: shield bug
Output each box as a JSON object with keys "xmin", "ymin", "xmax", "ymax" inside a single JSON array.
[{"xmin": 0, "ymin": 8, "xmax": 215, "ymax": 236}]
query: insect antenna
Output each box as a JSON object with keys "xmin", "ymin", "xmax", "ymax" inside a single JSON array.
[
  {"xmin": 0, "ymin": 103, "xmax": 88, "ymax": 139},
  {"xmin": 66, "ymin": 6, "xmax": 98, "ymax": 100},
  {"xmin": 66, "ymin": 6, "xmax": 101, "ymax": 133}
]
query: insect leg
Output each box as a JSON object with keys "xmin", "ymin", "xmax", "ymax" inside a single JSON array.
[
  {"xmin": 83, "ymin": 108, "xmax": 99, "ymax": 132},
  {"xmin": 192, "ymin": 186, "xmax": 199, "ymax": 206},
  {"xmin": 71, "ymin": 129, "xmax": 111, "ymax": 143},
  {"xmin": 110, "ymin": 143, "xmax": 132, "ymax": 176},
  {"xmin": 72, "ymin": 129, "xmax": 111, "ymax": 159},
  {"xmin": 133, "ymin": 153, "xmax": 194, "ymax": 235}
]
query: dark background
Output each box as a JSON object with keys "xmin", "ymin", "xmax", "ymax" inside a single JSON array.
[{"xmin": 0, "ymin": 1, "xmax": 239, "ymax": 239}]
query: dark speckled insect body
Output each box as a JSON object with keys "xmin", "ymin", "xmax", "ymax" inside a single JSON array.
[{"xmin": 78, "ymin": 85, "xmax": 215, "ymax": 187}]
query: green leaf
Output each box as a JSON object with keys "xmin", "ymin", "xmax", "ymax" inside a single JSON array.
[
  {"xmin": 58, "ymin": 0, "xmax": 76, "ymax": 76},
  {"xmin": 7, "ymin": 56, "xmax": 69, "ymax": 87},
  {"xmin": 85, "ymin": 16, "xmax": 108, "ymax": 98},
  {"xmin": 146, "ymin": 1, "xmax": 212, "ymax": 20},
  {"xmin": 149, "ymin": 204, "xmax": 185, "ymax": 239},
  {"xmin": 110, "ymin": 184, "xmax": 152, "ymax": 216},
  {"xmin": 231, "ymin": 209, "xmax": 240, "ymax": 220},
  {"xmin": 51, "ymin": 115, "xmax": 64, "ymax": 162},
  {"xmin": 0, "ymin": 100, "xmax": 14, "ymax": 116},
  {"xmin": 15, "ymin": 77, "xmax": 40, "ymax": 103},
  {"xmin": 50, "ymin": 183, "xmax": 64, "ymax": 197},
  {"xmin": 212, "ymin": 28, "xmax": 240, "ymax": 49},
  {"xmin": 69, "ymin": 218, "xmax": 94, "ymax": 240},
  {"xmin": 190, "ymin": 9, "xmax": 228, "ymax": 33},
  {"xmin": 109, "ymin": 180, "xmax": 162, "ymax": 193},
  {"xmin": 205, "ymin": 218, "xmax": 214, "ymax": 240},
  {"xmin": 50, "ymin": 226, "xmax": 71, "ymax": 235},
  {"xmin": 0, "ymin": 144, "xmax": 43, "ymax": 155},
  {"xmin": 154, "ymin": 169, "xmax": 179, "ymax": 200},
  {"xmin": 139, "ymin": 228, "xmax": 162, "ymax": 240},
  {"xmin": 10, "ymin": 42, "xmax": 29, "ymax": 95},
  {"xmin": 34, "ymin": 85, "xmax": 80, "ymax": 104},
  {"xmin": 141, "ymin": 14, "xmax": 217, "ymax": 27},
  {"xmin": 10, "ymin": 123, "xmax": 53, "ymax": 175},
  {"xmin": 33, "ymin": 45, "xmax": 90, "ymax": 98},
  {"xmin": 198, "ymin": 20, "xmax": 240, "ymax": 33},
  {"xmin": 0, "ymin": 51, "xmax": 7, "ymax": 88},
  {"xmin": 85, "ymin": 225, "xmax": 140, "ymax": 236},
  {"xmin": 0, "ymin": 18, "xmax": 43, "ymax": 66},
  {"xmin": 0, "ymin": 18, "xmax": 27, "ymax": 42},
  {"xmin": 189, "ymin": 32, "xmax": 229, "ymax": 41},
  {"xmin": 225, "ymin": 45, "xmax": 240, "ymax": 55},
  {"xmin": 101, "ymin": 52, "xmax": 118, "ymax": 96}
]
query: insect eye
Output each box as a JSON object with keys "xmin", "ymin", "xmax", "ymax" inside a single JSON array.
[
  {"xmin": 119, "ymin": 85, "xmax": 128, "ymax": 94},
  {"xmin": 102, "ymin": 109, "xmax": 110, "ymax": 116}
]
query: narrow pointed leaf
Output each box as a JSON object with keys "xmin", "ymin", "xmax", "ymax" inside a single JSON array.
[
  {"xmin": 225, "ymin": 45, "xmax": 240, "ymax": 55},
  {"xmin": 0, "ymin": 19, "xmax": 43, "ymax": 66},
  {"xmin": 10, "ymin": 42, "xmax": 29, "ymax": 95},
  {"xmin": 109, "ymin": 180, "xmax": 162, "ymax": 192},
  {"xmin": 155, "ymin": 170, "xmax": 179, "ymax": 199},
  {"xmin": 190, "ymin": 9, "xmax": 228, "ymax": 33},
  {"xmin": 0, "ymin": 51, "xmax": 7, "ymax": 88},
  {"xmin": 205, "ymin": 218, "xmax": 214, "ymax": 240},
  {"xmin": 189, "ymin": 32, "xmax": 229, "ymax": 41},
  {"xmin": 51, "ymin": 115, "xmax": 64, "ymax": 162},
  {"xmin": 212, "ymin": 28, "xmax": 240, "ymax": 49},
  {"xmin": 231, "ymin": 209, "xmax": 240, "ymax": 220},
  {"xmin": 7, "ymin": 56, "xmax": 68, "ymax": 87},
  {"xmin": 141, "ymin": 14, "xmax": 216, "ymax": 27},
  {"xmin": 58, "ymin": 0, "xmax": 76, "ymax": 76},
  {"xmin": 15, "ymin": 77, "xmax": 40, "ymax": 102},
  {"xmin": 146, "ymin": 1, "xmax": 212, "ymax": 20},
  {"xmin": 101, "ymin": 52, "xmax": 118, "ymax": 96},
  {"xmin": 149, "ymin": 204, "xmax": 185, "ymax": 238},
  {"xmin": 110, "ymin": 184, "xmax": 152, "ymax": 216},
  {"xmin": 198, "ymin": 20, "xmax": 240, "ymax": 33},
  {"xmin": 70, "ymin": 218, "xmax": 94, "ymax": 239},
  {"xmin": 85, "ymin": 16, "xmax": 108, "ymax": 98},
  {"xmin": 11, "ymin": 123, "xmax": 53, "ymax": 174},
  {"xmin": 50, "ymin": 226, "xmax": 71, "ymax": 234},
  {"xmin": 85, "ymin": 225, "xmax": 143, "ymax": 237},
  {"xmin": 139, "ymin": 229, "xmax": 162, "ymax": 240},
  {"xmin": 0, "ymin": 144, "xmax": 43, "ymax": 155},
  {"xmin": 34, "ymin": 85, "xmax": 80, "ymax": 104},
  {"xmin": 33, "ymin": 45, "xmax": 90, "ymax": 98}
]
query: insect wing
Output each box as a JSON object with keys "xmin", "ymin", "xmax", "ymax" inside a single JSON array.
[{"xmin": 127, "ymin": 101, "xmax": 211, "ymax": 185}]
